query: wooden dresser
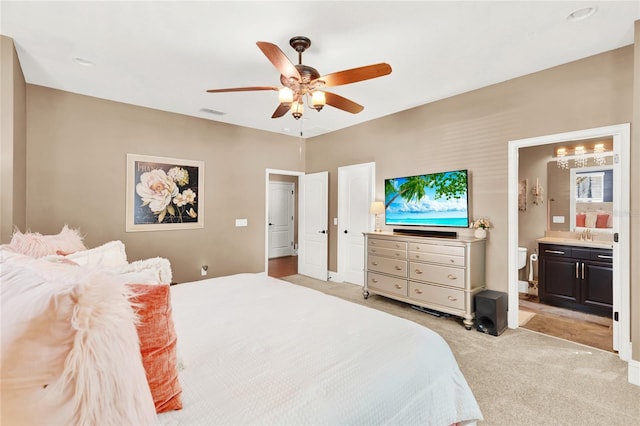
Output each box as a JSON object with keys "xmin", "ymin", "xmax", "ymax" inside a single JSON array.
[{"xmin": 363, "ymin": 232, "xmax": 486, "ymax": 329}]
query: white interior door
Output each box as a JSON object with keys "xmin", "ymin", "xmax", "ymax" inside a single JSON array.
[
  {"xmin": 268, "ymin": 182, "xmax": 294, "ymax": 258},
  {"xmin": 298, "ymin": 172, "xmax": 328, "ymax": 281},
  {"xmin": 338, "ymin": 163, "xmax": 375, "ymax": 285}
]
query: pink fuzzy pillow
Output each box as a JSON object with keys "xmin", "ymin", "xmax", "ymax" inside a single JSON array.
[{"xmin": 8, "ymin": 225, "xmax": 86, "ymax": 258}]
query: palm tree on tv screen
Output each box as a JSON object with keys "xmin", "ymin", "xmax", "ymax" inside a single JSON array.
[{"xmin": 385, "ymin": 171, "xmax": 467, "ymax": 208}]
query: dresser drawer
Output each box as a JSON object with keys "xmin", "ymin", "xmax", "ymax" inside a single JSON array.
[
  {"xmin": 368, "ymin": 246, "xmax": 407, "ymax": 260},
  {"xmin": 409, "ymin": 281, "xmax": 465, "ymax": 311},
  {"xmin": 408, "ymin": 251, "xmax": 464, "ymax": 266},
  {"xmin": 409, "ymin": 262, "xmax": 464, "ymax": 288},
  {"xmin": 367, "ymin": 272, "xmax": 408, "ymax": 297},
  {"xmin": 368, "ymin": 238, "xmax": 407, "ymax": 251},
  {"xmin": 368, "ymin": 255, "xmax": 407, "ymax": 277},
  {"xmin": 409, "ymin": 242, "xmax": 464, "ymax": 257}
]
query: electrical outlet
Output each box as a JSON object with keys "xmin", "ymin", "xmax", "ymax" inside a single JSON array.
[{"xmin": 201, "ymin": 265, "xmax": 208, "ymax": 276}]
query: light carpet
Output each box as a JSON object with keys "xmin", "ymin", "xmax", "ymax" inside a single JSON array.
[{"xmin": 281, "ymin": 274, "xmax": 640, "ymax": 426}]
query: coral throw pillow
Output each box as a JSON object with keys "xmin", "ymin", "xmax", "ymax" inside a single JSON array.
[
  {"xmin": 575, "ymin": 213, "xmax": 586, "ymax": 227},
  {"xmin": 129, "ymin": 284, "xmax": 183, "ymax": 413},
  {"xmin": 596, "ymin": 214, "xmax": 610, "ymax": 228}
]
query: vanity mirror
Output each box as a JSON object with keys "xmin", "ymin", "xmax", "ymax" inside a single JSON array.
[{"xmin": 546, "ymin": 139, "xmax": 613, "ymax": 232}]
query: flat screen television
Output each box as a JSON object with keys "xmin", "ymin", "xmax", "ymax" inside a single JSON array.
[{"xmin": 384, "ymin": 169, "xmax": 469, "ymax": 228}]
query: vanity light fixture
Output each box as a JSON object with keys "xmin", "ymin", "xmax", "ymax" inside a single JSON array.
[
  {"xmin": 556, "ymin": 147, "xmax": 569, "ymax": 169},
  {"xmin": 555, "ymin": 141, "xmax": 612, "ymax": 169},
  {"xmin": 593, "ymin": 143, "xmax": 606, "ymax": 166}
]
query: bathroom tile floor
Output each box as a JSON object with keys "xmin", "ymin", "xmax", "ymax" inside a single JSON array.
[{"xmin": 519, "ymin": 294, "xmax": 614, "ymax": 353}]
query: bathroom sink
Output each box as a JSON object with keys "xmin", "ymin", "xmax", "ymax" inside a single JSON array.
[{"xmin": 535, "ymin": 237, "xmax": 613, "ymax": 249}]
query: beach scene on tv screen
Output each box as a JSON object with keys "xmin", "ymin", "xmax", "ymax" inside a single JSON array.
[{"xmin": 385, "ymin": 171, "xmax": 468, "ymax": 227}]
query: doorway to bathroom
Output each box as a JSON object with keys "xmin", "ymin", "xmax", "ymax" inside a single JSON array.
[{"xmin": 508, "ymin": 124, "xmax": 631, "ymax": 364}]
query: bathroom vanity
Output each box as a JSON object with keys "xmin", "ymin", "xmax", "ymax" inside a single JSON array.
[{"xmin": 537, "ymin": 238, "xmax": 613, "ymax": 317}]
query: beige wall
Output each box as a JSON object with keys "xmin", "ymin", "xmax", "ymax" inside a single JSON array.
[
  {"xmin": 517, "ymin": 144, "xmax": 551, "ymax": 283},
  {"xmin": 0, "ymin": 35, "xmax": 27, "ymax": 242},
  {"xmin": 25, "ymin": 86, "xmax": 304, "ymax": 282}
]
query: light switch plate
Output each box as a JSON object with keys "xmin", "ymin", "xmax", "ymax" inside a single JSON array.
[
  {"xmin": 552, "ymin": 216, "xmax": 565, "ymax": 224},
  {"xmin": 235, "ymin": 218, "xmax": 248, "ymax": 227}
]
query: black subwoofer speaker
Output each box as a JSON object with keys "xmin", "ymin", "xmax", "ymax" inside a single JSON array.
[{"xmin": 475, "ymin": 290, "xmax": 508, "ymax": 336}]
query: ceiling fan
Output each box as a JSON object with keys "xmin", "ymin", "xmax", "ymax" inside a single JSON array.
[{"xmin": 206, "ymin": 36, "xmax": 392, "ymax": 120}]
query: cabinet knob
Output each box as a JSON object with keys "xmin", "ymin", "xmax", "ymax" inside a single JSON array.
[
  {"xmin": 394, "ymin": 284, "xmax": 402, "ymax": 289},
  {"xmin": 415, "ymin": 254, "xmax": 421, "ymax": 259},
  {"xmin": 394, "ymin": 265, "xmax": 402, "ymax": 271},
  {"xmin": 447, "ymin": 274, "xmax": 457, "ymax": 280},
  {"xmin": 414, "ymin": 269, "xmax": 423, "ymax": 274},
  {"xmin": 414, "ymin": 289, "xmax": 423, "ymax": 294},
  {"xmin": 372, "ymin": 261, "xmax": 378, "ymax": 266},
  {"xmin": 372, "ymin": 278, "xmax": 378, "ymax": 283},
  {"xmin": 447, "ymin": 296, "xmax": 458, "ymax": 301}
]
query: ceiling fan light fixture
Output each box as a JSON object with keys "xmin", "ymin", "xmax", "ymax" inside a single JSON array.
[
  {"xmin": 278, "ymin": 87, "xmax": 294, "ymax": 107},
  {"xmin": 311, "ymin": 91, "xmax": 326, "ymax": 111},
  {"xmin": 291, "ymin": 100, "xmax": 304, "ymax": 120}
]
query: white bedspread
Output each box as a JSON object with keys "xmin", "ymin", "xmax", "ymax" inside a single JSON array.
[{"xmin": 159, "ymin": 273, "xmax": 482, "ymax": 425}]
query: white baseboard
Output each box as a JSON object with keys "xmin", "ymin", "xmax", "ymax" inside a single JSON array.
[{"xmin": 629, "ymin": 359, "xmax": 640, "ymax": 386}]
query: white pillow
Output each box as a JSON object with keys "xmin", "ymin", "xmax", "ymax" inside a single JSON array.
[
  {"xmin": 66, "ymin": 240, "xmax": 127, "ymax": 267},
  {"xmin": 0, "ymin": 259, "xmax": 157, "ymax": 425},
  {"xmin": 109, "ymin": 257, "xmax": 173, "ymax": 285}
]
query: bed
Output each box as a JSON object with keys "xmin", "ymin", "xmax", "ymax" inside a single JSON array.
[
  {"xmin": 1, "ymin": 227, "xmax": 482, "ymax": 425},
  {"xmin": 159, "ymin": 273, "xmax": 483, "ymax": 425}
]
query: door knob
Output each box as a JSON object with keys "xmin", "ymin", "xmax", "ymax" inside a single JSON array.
[
  {"xmin": 319, "ymin": 230, "xmax": 326, "ymax": 234},
  {"xmin": 344, "ymin": 230, "xmax": 348, "ymax": 234}
]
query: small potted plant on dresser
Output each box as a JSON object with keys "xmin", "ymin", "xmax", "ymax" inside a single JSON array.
[{"xmin": 472, "ymin": 217, "xmax": 492, "ymax": 239}]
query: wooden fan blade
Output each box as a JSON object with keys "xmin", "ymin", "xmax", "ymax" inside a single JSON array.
[
  {"xmin": 256, "ymin": 41, "xmax": 301, "ymax": 81},
  {"xmin": 271, "ymin": 103, "xmax": 290, "ymax": 119},
  {"xmin": 206, "ymin": 86, "xmax": 278, "ymax": 93},
  {"xmin": 323, "ymin": 91, "xmax": 364, "ymax": 114},
  {"xmin": 315, "ymin": 63, "xmax": 392, "ymax": 87}
]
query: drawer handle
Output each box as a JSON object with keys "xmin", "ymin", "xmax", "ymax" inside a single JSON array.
[
  {"xmin": 598, "ymin": 255, "xmax": 613, "ymax": 259},
  {"xmin": 394, "ymin": 265, "xmax": 402, "ymax": 271},
  {"xmin": 395, "ymin": 244, "xmax": 401, "ymax": 248},
  {"xmin": 414, "ymin": 289, "xmax": 423, "ymax": 294},
  {"xmin": 395, "ymin": 253, "xmax": 401, "ymax": 257},
  {"xmin": 447, "ymin": 296, "xmax": 458, "ymax": 301},
  {"xmin": 394, "ymin": 284, "xmax": 402, "ymax": 289},
  {"xmin": 372, "ymin": 278, "xmax": 378, "ymax": 283},
  {"xmin": 371, "ymin": 249, "xmax": 377, "ymax": 253},
  {"xmin": 545, "ymin": 249, "xmax": 565, "ymax": 255},
  {"xmin": 372, "ymin": 261, "xmax": 378, "ymax": 266},
  {"xmin": 415, "ymin": 254, "xmax": 421, "ymax": 259},
  {"xmin": 414, "ymin": 269, "xmax": 423, "ymax": 274},
  {"xmin": 450, "ymin": 259, "xmax": 454, "ymax": 263},
  {"xmin": 371, "ymin": 241, "xmax": 377, "ymax": 245},
  {"xmin": 447, "ymin": 274, "xmax": 457, "ymax": 280}
]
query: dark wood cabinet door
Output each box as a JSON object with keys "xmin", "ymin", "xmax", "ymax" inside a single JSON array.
[
  {"xmin": 539, "ymin": 256, "xmax": 579, "ymax": 303},
  {"xmin": 581, "ymin": 261, "xmax": 613, "ymax": 316}
]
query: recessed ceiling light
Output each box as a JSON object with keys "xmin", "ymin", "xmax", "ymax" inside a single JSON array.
[
  {"xmin": 73, "ymin": 57, "xmax": 95, "ymax": 67},
  {"xmin": 200, "ymin": 107, "xmax": 226, "ymax": 116},
  {"xmin": 567, "ymin": 6, "xmax": 597, "ymax": 22}
]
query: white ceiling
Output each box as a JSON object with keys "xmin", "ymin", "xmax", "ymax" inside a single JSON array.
[{"xmin": 2, "ymin": 1, "xmax": 639, "ymax": 138}]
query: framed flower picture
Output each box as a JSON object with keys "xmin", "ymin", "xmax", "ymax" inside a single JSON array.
[{"xmin": 126, "ymin": 154, "xmax": 204, "ymax": 232}]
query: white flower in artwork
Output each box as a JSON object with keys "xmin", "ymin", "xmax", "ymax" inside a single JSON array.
[
  {"xmin": 173, "ymin": 189, "xmax": 196, "ymax": 207},
  {"xmin": 136, "ymin": 169, "xmax": 179, "ymax": 214}
]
